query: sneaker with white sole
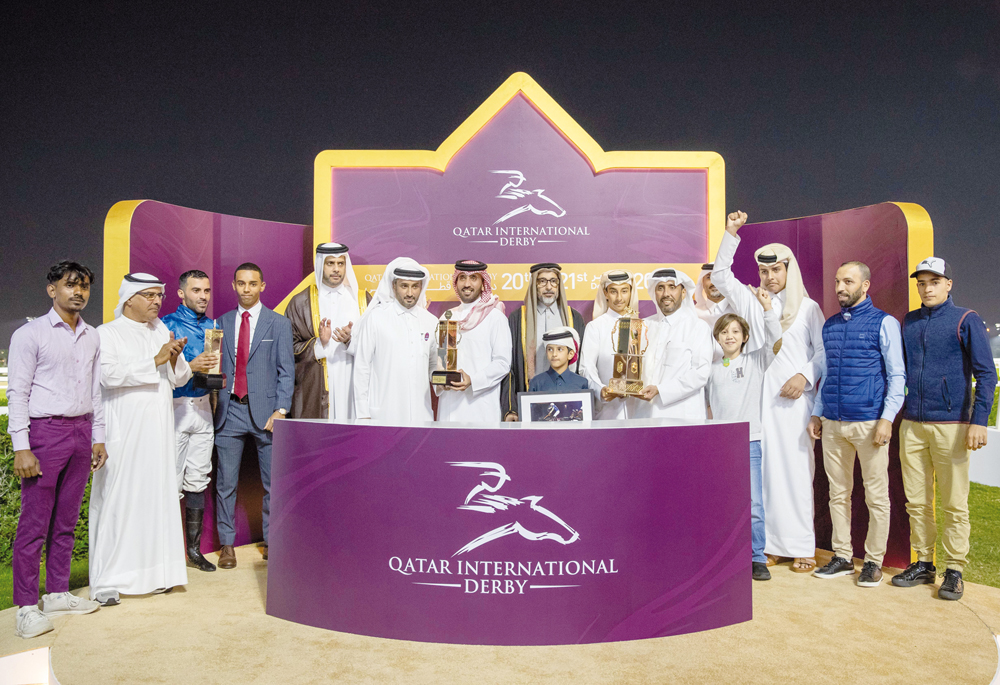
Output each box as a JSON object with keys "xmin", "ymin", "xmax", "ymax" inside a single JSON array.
[
  {"xmin": 93, "ymin": 590, "xmax": 120, "ymax": 606},
  {"xmin": 857, "ymin": 561, "xmax": 883, "ymax": 587},
  {"xmin": 41, "ymin": 592, "xmax": 100, "ymax": 616},
  {"xmin": 15, "ymin": 606, "xmax": 54, "ymax": 639},
  {"xmin": 813, "ymin": 555, "xmax": 855, "ymax": 578}
]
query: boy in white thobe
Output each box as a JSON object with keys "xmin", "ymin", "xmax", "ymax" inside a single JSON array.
[
  {"xmin": 579, "ymin": 270, "xmax": 641, "ymax": 420},
  {"xmin": 712, "ymin": 211, "xmax": 826, "ymax": 572}
]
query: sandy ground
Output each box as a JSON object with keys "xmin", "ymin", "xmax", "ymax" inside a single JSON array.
[{"xmin": 2, "ymin": 546, "xmax": 998, "ymax": 684}]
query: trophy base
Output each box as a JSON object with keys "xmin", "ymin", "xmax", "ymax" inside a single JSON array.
[
  {"xmin": 431, "ymin": 370, "xmax": 464, "ymax": 386},
  {"xmin": 193, "ymin": 372, "xmax": 227, "ymax": 390},
  {"xmin": 608, "ymin": 378, "xmax": 644, "ymax": 398}
]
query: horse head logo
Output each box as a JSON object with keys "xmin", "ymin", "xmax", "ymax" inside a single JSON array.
[
  {"xmin": 490, "ymin": 170, "xmax": 567, "ymax": 225},
  {"xmin": 448, "ymin": 461, "xmax": 579, "ymax": 556}
]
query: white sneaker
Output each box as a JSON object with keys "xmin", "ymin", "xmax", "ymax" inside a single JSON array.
[
  {"xmin": 15, "ymin": 606, "xmax": 54, "ymax": 639},
  {"xmin": 41, "ymin": 592, "xmax": 100, "ymax": 616},
  {"xmin": 93, "ymin": 590, "xmax": 120, "ymax": 606}
]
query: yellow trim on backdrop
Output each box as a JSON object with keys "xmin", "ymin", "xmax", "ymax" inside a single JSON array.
[
  {"xmin": 313, "ymin": 72, "xmax": 725, "ymax": 261},
  {"xmin": 102, "ymin": 200, "xmax": 146, "ymax": 323},
  {"xmin": 891, "ymin": 201, "xmax": 933, "ymax": 567},
  {"xmin": 892, "ymin": 202, "xmax": 934, "ymax": 312}
]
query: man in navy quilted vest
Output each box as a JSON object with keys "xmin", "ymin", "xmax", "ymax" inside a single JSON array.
[
  {"xmin": 808, "ymin": 262, "xmax": 905, "ymax": 588},
  {"xmin": 888, "ymin": 257, "xmax": 996, "ymax": 601}
]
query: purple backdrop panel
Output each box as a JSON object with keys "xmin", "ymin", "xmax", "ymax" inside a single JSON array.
[
  {"xmin": 125, "ymin": 199, "xmax": 313, "ymax": 552},
  {"xmin": 728, "ymin": 202, "xmax": 912, "ymax": 570},
  {"xmin": 331, "ymin": 95, "xmax": 709, "ymax": 266},
  {"xmin": 266, "ymin": 420, "xmax": 752, "ymax": 646},
  {"xmin": 126, "ymin": 200, "xmax": 312, "ymax": 318}
]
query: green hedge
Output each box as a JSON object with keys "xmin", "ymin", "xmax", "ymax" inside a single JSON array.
[{"xmin": 0, "ymin": 415, "xmax": 92, "ymax": 566}]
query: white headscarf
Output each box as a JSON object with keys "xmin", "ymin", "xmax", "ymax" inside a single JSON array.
[
  {"xmin": 541, "ymin": 325, "xmax": 581, "ymax": 364},
  {"xmin": 694, "ymin": 263, "xmax": 717, "ymax": 314},
  {"xmin": 114, "ymin": 273, "xmax": 165, "ymax": 319},
  {"xmin": 646, "ymin": 268, "xmax": 696, "ymax": 313},
  {"xmin": 754, "ymin": 243, "xmax": 807, "ymax": 332},
  {"xmin": 593, "ymin": 270, "xmax": 640, "ymax": 319},
  {"xmin": 314, "ymin": 243, "xmax": 359, "ymax": 302},
  {"xmin": 365, "ymin": 257, "xmax": 430, "ymax": 314}
]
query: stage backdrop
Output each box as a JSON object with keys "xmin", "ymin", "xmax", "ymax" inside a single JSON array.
[{"xmin": 102, "ymin": 72, "xmax": 932, "ymax": 568}]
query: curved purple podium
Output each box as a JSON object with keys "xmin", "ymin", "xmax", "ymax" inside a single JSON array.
[{"xmin": 266, "ymin": 419, "xmax": 751, "ymax": 645}]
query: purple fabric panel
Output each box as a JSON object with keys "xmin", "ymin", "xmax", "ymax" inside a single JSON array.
[
  {"xmin": 126, "ymin": 200, "xmax": 311, "ymax": 319},
  {"xmin": 126, "ymin": 200, "xmax": 310, "ymax": 552},
  {"xmin": 199, "ymin": 448, "xmax": 266, "ymax": 554},
  {"xmin": 128, "ymin": 202, "xmax": 216, "ymax": 316},
  {"xmin": 266, "ymin": 420, "xmax": 752, "ymax": 645},
  {"xmin": 331, "ymin": 95, "xmax": 708, "ymax": 266},
  {"xmin": 214, "ymin": 214, "xmax": 311, "ymax": 313},
  {"xmin": 726, "ymin": 203, "xmax": 911, "ymax": 570}
]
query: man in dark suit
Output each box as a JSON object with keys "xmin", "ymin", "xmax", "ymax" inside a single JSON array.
[{"xmin": 213, "ymin": 262, "xmax": 294, "ymax": 569}]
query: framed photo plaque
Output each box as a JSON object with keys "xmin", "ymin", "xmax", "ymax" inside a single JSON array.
[{"xmin": 517, "ymin": 390, "xmax": 594, "ymax": 423}]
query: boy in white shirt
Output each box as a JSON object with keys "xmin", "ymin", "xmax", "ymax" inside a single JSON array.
[{"xmin": 706, "ymin": 285, "xmax": 782, "ymax": 581}]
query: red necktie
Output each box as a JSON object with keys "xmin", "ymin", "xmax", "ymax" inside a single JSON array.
[{"xmin": 234, "ymin": 310, "xmax": 250, "ymax": 398}]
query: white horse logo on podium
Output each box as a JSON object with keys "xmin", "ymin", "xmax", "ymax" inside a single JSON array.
[
  {"xmin": 448, "ymin": 461, "xmax": 579, "ymax": 556},
  {"xmin": 490, "ymin": 170, "xmax": 567, "ymax": 224}
]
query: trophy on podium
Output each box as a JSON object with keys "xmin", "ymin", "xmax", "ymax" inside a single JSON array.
[
  {"xmin": 607, "ymin": 309, "xmax": 650, "ymax": 397},
  {"xmin": 431, "ymin": 311, "xmax": 463, "ymax": 386},
  {"xmin": 192, "ymin": 328, "xmax": 227, "ymax": 390}
]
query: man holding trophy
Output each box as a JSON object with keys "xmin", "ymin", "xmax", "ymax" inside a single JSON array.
[
  {"xmin": 579, "ymin": 270, "xmax": 644, "ymax": 420},
  {"xmin": 352, "ymin": 258, "xmax": 438, "ymax": 424},
  {"xmin": 633, "ymin": 268, "xmax": 713, "ymax": 421},
  {"xmin": 434, "ymin": 260, "xmax": 512, "ymax": 424},
  {"xmin": 162, "ymin": 270, "xmax": 223, "ymax": 573}
]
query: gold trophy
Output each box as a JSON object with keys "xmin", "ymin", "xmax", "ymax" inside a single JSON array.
[
  {"xmin": 607, "ymin": 308, "xmax": 649, "ymax": 397},
  {"xmin": 193, "ymin": 328, "xmax": 227, "ymax": 390},
  {"xmin": 431, "ymin": 311, "xmax": 463, "ymax": 386}
]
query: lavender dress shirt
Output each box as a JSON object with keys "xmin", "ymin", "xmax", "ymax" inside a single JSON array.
[{"xmin": 6, "ymin": 308, "xmax": 106, "ymax": 451}]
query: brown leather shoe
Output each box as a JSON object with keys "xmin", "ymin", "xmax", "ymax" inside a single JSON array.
[
  {"xmin": 218, "ymin": 545, "xmax": 237, "ymax": 569},
  {"xmin": 261, "ymin": 544, "xmax": 268, "ymax": 560}
]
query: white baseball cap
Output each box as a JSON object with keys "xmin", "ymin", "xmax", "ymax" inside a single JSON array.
[{"xmin": 910, "ymin": 257, "xmax": 952, "ymax": 279}]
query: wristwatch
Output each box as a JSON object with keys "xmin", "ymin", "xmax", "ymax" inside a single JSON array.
[{"xmin": 278, "ymin": 408, "xmax": 288, "ymax": 416}]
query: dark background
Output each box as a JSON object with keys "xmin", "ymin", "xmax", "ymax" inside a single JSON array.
[{"xmin": 3, "ymin": 1, "xmax": 999, "ymax": 348}]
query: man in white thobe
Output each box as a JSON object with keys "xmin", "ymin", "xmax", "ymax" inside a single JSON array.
[
  {"xmin": 436, "ymin": 260, "xmax": 512, "ymax": 423},
  {"xmin": 694, "ymin": 263, "xmax": 733, "ymax": 328},
  {"xmin": 89, "ymin": 273, "xmax": 191, "ymax": 605},
  {"xmin": 713, "ymin": 210, "xmax": 826, "ymax": 572},
  {"xmin": 633, "ymin": 268, "xmax": 713, "ymax": 421},
  {"xmin": 353, "ymin": 258, "xmax": 438, "ymax": 424},
  {"xmin": 287, "ymin": 243, "xmax": 361, "ymax": 420},
  {"xmin": 579, "ymin": 270, "xmax": 641, "ymax": 420}
]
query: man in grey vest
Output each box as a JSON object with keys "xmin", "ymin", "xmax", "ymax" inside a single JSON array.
[{"xmin": 807, "ymin": 261, "xmax": 905, "ymax": 587}]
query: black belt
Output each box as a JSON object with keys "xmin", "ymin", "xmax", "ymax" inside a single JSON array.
[{"xmin": 231, "ymin": 394, "xmax": 250, "ymax": 405}]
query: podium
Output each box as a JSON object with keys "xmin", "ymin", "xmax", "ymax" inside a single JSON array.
[{"xmin": 266, "ymin": 418, "xmax": 752, "ymax": 646}]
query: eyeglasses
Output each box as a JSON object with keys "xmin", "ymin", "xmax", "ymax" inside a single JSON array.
[
  {"xmin": 536, "ymin": 278, "xmax": 560, "ymax": 287},
  {"xmin": 134, "ymin": 291, "xmax": 165, "ymax": 301}
]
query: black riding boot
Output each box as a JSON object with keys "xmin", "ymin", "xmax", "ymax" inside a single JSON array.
[{"xmin": 185, "ymin": 508, "xmax": 217, "ymax": 572}]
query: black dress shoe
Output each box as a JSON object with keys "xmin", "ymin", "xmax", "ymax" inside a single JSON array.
[
  {"xmin": 891, "ymin": 561, "xmax": 936, "ymax": 587},
  {"xmin": 752, "ymin": 562, "xmax": 771, "ymax": 581},
  {"xmin": 184, "ymin": 508, "xmax": 217, "ymax": 572},
  {"xmin": 938, "ymin": 569, "xmax": 964, "ymax": 600}
]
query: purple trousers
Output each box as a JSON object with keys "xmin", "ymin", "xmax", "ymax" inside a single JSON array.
[{"xmin": 13, "ymin": 416, "xmax": 92, "ymax": 606}]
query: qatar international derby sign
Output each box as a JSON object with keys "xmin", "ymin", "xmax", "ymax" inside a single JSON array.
[{"xmin": 292, "ymin": 72, "xmax": 726, "ymax": 307}]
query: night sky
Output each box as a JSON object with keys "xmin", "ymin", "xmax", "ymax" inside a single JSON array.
[{"xmin": 3, "ymin": 2, "xmax": 999, "ymax": 348}]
